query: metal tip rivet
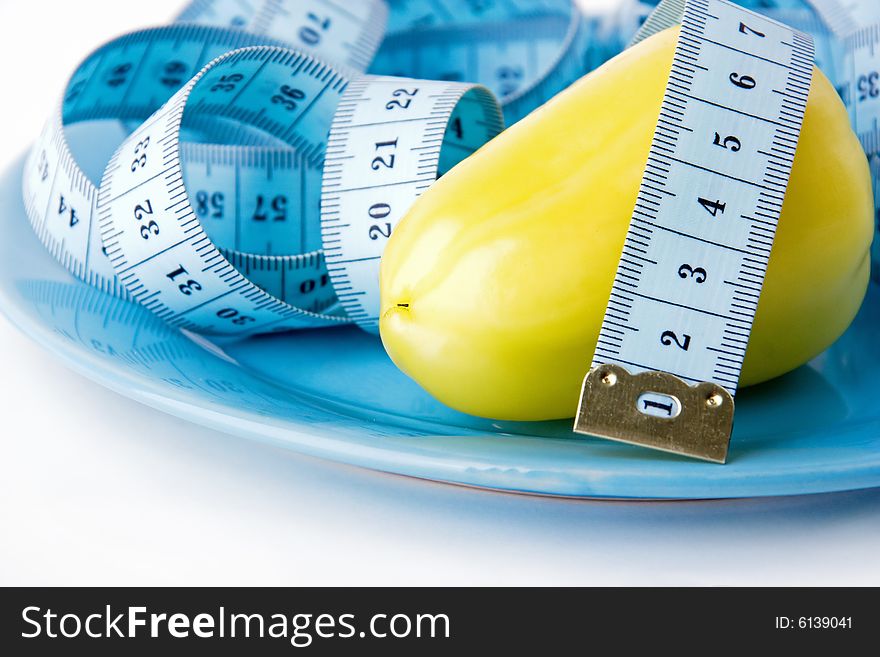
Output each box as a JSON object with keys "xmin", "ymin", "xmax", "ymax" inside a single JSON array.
[{"xmin": 706, "ymin": 392, "xmax": 723, "ymax": 408}]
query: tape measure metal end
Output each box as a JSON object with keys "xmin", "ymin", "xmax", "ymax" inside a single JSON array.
[{"xmin": 573, "ymin": 364, "xmax": 733, "ymax": 464}]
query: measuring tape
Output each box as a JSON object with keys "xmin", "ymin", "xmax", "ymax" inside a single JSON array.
[
  {"xmin": 575, "ymin": 0, "xmax": 815, "ymax": 463},
  {"xmin": 572, "ymin": 0, "xmax": 880, "ymax": 461},
  {"xmin": 711, "ymin": 1, "xmax": 880, "ymax": 278},
  {"xmin": 370, "ymin": 0, "xmax": 593, "ymax": 124},
  {"xmin": 23, "ymin": 0, "xmax": 616, "ymax": 337},
  {"xmin": 24, "ymin": 24, "xmax": 297, "ymax": 300},
  {"xmin": 92, "ymin": 44, "xmax": 502, "ymax": 334},
  {"xmin": 18, "ymin": 0, "xmax": 880, "ymax": 461},
  {"xmin": 175, "ymin": 0, "xmax": 389, "ymax": 71}
]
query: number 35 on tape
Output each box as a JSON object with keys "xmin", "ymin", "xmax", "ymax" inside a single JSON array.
[{"xmin": 23, "ymin": 8, "xmax": 504, "ymax": 336}]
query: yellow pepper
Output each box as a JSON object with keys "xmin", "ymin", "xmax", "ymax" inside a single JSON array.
[{"xmin": 379, "ymin": 27, "xmax": 874, "ymax": 421}]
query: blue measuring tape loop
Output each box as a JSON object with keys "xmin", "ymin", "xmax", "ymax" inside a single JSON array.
[
  {"xmin": 95, "ymin": 44, "xmax": 502, "ymax": 334},
  {"xmin": 24, "ymin": 0, "xmax": 620, "ymax": 336},
  {"xmin": 23, "ymin": 0, "xmax": 880, "ymax": 342},
  {"xmin": 23, "ymin": 24, "xmax": 300, "ymax": 300}
]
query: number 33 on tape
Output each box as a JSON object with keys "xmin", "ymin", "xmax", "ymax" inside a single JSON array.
[{"xmin": 575, "ymin": 0, "xmax": 814, "ymax": 463}]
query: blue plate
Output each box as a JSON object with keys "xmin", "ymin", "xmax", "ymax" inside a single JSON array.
[{"xmin": 2, "ymin": 154, "xmax": 879, "ymax": 499}]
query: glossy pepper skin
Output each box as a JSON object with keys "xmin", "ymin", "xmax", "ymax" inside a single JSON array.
[{"xmin": 379, "ymin": 27, "xmax": 874, "ymax": 421}]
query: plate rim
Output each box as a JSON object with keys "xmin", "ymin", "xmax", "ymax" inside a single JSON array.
[{"xmin": 3, "ymin": 153, "xmax": 880, "ymax": 501}]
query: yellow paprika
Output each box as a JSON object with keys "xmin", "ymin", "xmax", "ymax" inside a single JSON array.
[{"xmin": 379, "ymin": 27, "xmax": 873, "ymax": 421}]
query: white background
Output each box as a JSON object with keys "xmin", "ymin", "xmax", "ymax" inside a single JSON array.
[{"xmin": 1, "ymin": 0, "xmax": 879, "ymax": 586}]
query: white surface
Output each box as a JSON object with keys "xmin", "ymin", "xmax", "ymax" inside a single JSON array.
[{"xmin": 1, "ymin": 0, "xmax": 879, "ymax": 587}]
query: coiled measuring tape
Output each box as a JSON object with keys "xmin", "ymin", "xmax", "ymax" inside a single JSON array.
[
  {"xmin": 23, "ymin": 0, "xmax": 621, "ymax": 338},
  {"xmin": 575, "ymin": 0, "xmax": 815, "ymax": 463},
  {"xmin": 175, "ymin": 0, "xmax": 389, "ymax": 71},
  {"xmin": 18, "ymin": 0, "xmax": 880, "ymax": 461},
  {"xmin": 93, "ymin": 46, "xmax": 502, "ymax": 334}
]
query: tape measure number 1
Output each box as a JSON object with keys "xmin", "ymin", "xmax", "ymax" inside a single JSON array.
[{"xmin": 574, "ymin": 0, "xmax": 814, "ymax": 463}]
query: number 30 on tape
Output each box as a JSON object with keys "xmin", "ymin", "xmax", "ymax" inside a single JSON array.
[{"xmin": 24, "ymin": 0, "xmax": 606, "ymax": 337}]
